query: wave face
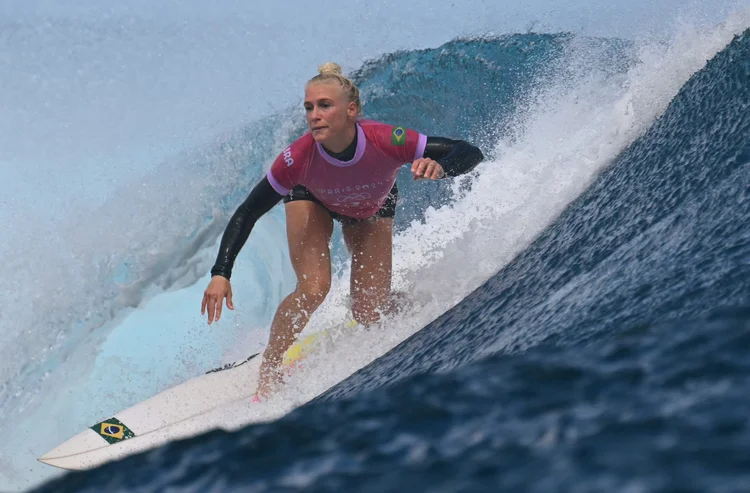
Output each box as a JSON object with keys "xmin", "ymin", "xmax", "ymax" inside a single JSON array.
[{"xmin": 27, "ymin": 25, "xmax": 750, "ymax": 493}]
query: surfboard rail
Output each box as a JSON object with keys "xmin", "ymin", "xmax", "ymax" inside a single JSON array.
[{"xmin": 38, "ymin": 326, "xmax": 339, "ymax": 470}]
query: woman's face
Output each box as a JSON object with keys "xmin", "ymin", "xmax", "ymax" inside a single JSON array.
[{"xmin": 304, "ymin": 81, "xmax": 357, "ymax": 149}]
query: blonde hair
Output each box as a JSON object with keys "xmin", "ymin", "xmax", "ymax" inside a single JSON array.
[{"xmin": 307, "ymin": 62, "xmax": 362, "ymax": 116}]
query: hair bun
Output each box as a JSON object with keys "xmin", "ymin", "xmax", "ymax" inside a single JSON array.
[{"xmin": 318, "ymin": 62, "xmax": 343, "ymax": 76}]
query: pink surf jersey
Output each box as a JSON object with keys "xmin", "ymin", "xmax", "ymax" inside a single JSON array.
[{"xmin": 267, "ymin": 120, "xmax": 427, "ymax": 219}]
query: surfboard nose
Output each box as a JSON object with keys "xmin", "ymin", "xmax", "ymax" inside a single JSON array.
[{"xmin": 38, "ymin": 429, "xmax": 106, "ymax": 468}]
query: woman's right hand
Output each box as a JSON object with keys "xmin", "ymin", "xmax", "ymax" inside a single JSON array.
[{"xmin": 201, "ymin": 275, "xmax": 234, "ymax": 324}]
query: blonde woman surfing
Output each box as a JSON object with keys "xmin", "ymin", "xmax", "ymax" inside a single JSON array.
[{"xmin": 202, "ymin": 63, "xmax": 484, "ymax": 398}]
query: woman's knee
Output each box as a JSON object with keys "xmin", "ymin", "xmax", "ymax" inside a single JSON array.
[{"xmin": 296, "ymin": 276, "xmax": 331, "ymax": 306}]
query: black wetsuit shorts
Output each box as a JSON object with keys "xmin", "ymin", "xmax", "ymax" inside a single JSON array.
[{"xmin": 282, "ymin": 182, "xmax": 399, "ymax": 223}]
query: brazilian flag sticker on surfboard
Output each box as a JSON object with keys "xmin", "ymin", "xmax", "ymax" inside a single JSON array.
[{"xmin": 90, "ymin": 417, "xmax": 135, "ymax": 444}]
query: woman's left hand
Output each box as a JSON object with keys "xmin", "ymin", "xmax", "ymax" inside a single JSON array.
[{"xmin": 411, "ymin": 158, "xmax": 445, "ymax": 180}]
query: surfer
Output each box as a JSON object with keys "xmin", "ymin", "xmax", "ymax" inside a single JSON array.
[{"xmin": 202, "ymin": 62, "xmax": 484, "ymax": 398}]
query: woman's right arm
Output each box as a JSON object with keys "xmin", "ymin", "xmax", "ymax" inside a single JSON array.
[
  {"xmin": 210, "ymin": 177, "xmax": 284, "ymax": 280},
  {"xmin": 202, "ymin": 177, "xmax": 284, "ymax": 323}
]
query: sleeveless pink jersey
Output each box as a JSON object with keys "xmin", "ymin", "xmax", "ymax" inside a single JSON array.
[{"xmin": 267, "ymin": 120, "xmax": 427, "ymax": 219}]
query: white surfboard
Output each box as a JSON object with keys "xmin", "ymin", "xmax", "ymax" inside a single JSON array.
[{"xmin": 38, "ymin": 324, "xmax": 343, "ymax": 470}]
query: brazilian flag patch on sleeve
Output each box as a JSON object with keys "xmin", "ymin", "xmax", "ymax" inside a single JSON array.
[
  {"xmin": 391, "ymin": 126, "xmax": 406, "ymax": 146},
  {"xmin": 90, "ymin": 417, "xmax": 136, "ymax": 444}
]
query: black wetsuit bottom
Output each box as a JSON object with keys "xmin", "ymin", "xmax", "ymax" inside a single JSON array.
[{"xmin": 282, "ymin": 183, "xmax": 399, "ymax": 223}]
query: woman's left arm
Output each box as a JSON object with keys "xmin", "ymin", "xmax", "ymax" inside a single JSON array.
[{"xmin": 412, "ymin": 136, "xmax": 484, "ymax": 180}]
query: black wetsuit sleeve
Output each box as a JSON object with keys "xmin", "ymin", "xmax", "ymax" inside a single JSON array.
[
  {"xmin": 423, "ymin": 136, "xmax": 484, "ymax": 177},
  {"xmin": 210, "ymin": 177, "xmax": 284, "ymax": 280}
]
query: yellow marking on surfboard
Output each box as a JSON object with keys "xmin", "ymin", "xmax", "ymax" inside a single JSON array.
[
  {"xmin": 281, "ymin": 318, "xmax": 359, "ymax": 366},
  {"xmin": 282, "ymin": 332, "xmax": 322, "ymax": 365}
]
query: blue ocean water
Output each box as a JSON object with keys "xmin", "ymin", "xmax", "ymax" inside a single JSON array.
[{"xmin": 20, "ymin": 25, "xmax": 750, "ymax": 493}]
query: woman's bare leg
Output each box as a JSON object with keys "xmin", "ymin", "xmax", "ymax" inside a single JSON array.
[
  {"xmin": 257, "ymin": 201, "xmax": 333, "ymax": 396},
  {"xmin": 342, "ymin": 218, "xmax": 394, "ymax": 325}
]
